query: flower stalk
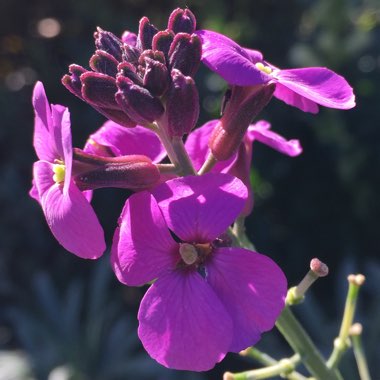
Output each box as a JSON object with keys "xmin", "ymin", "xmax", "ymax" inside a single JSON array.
[
  {"xmin": 350, "ymin": 323, "xmax": 372, "ymax": 380},
  {"xmin": 327, "ymin": 274, "xmax": 365, "ymax": 369}
]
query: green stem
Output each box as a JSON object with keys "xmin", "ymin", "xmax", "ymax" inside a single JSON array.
[
  {"xmin": 276, "ymin": 306, "xmax": 343, "ymax": 380},
  {"xmin": 327, "ymin": 275, "xmax": 364, "ymax": 369},
  {"xmin": 242, "ymin": 348, "xmax": 308, "ymax": 380},
  {"xmin": 171, "ymin": 136, "xmax": 196, "ymax": 176},
  {"xmin": 351, "ymin": 332, "xmax": 372, "ymax": 380},
  {"xmin": 198, "ymin": 152, "xmax": 218, "ymax": 175},
  {"xmin": 232, "ymin": 217, "xmax": 255, "ymax": 250}
]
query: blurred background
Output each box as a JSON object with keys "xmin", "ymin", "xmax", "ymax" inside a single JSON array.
[{"xmin": 0, "ymin": 0, "xmax": 379, "ymax": 379}]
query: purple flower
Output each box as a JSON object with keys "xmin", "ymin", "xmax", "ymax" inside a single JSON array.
[
  {"xmin": 196, "ymin": 30, "xmax": 355, "ymax": 113},
  {"xmin": 185, "ymin": 120, "xmax": 302, "ymax": 215},
  {"xmin": 111, "ymin": 173, "xmax": 287, "ymax": 371},
  {"xmin": 31, "ymin": 82, "xmax": 106, "ymax": 259}
]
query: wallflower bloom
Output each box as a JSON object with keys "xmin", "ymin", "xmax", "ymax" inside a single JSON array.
[
  {"xmin": 31, "ymin": 82, "xmax": 105, "ymax": 259},
  {"xmin": 112, "ymin": 173, "xmax": 287, "ymax": 371},
  {"xmin": 196, "ymin": 30, "xmax": 355, "ymax": 113},
  {"xmin": 185, "ymin": 119, "xmax": 302, "ymax": 215}
]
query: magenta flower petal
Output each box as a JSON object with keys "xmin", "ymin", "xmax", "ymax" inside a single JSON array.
[
  {"xmin": 32, "ymin": 82, "xmax": 60, "ymax": 162},
  {"xmin": 29, "ymin": 181, "xmax": 40, "ymax": 203},
  {"xmin": 152, "ymin": 173, "xmax": 248, "ymax": 242},
  {"xmin": 84, "ymin": 120, "xmax": 166, "ymax": 163},
  {"xmin": 138, "ymin": 270, "xmax": 233, "ymax": 371},
  {"xmin": 34, "ymin": 161, "xmax": 105, "ymax": 259},
  {"xmin": 274, "ymin": 68, "xmax": 356, "ymax": 111},
  {"xmin": 195, "ymin": 30, "xmax": 268, "ymax": 86},
  {"xmin": 185, "ymin": 120, "xmax": 235, "ymax": 172},
  {"xmin": 247, "ymin": 122, "xmax": 302, "ymax": 157},
  {"xmin": 207, "ymin": 247, "xmax": 287, "ymax": 352},
  {"xmin": 112, "ymin": 191, "xmax": 179, "ymax": 286}
]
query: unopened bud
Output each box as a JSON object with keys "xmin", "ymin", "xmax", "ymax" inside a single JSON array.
[
  {"xmin": 168, "ymin": 8, "xmax": 197, "ymax": 34},
  {"xmin": 80, "ymin": 72, "xmax": 119, "ymax": 109},
  {"xmin": 116, "ymin": 76, "xmax": 164, "ymax": 125},
  {"xmin": 169, "ymin": 33, "xmax": 202, "ymax": 77},
  {"xmin": 348, "ymin": 274, "xmax": 366, "ymax": 286},
  {"xmin": 89, "ymin": 50, "xmax": 119, "ymax": 77},
  {"xmin": 73, "ymin": 150, "xmax": 160, "ymax": 190},
  {"xmin": 349, "ymin": 323, "xmax": 363, "ymax": 336},
  {"xmin": 136, "ymin": 17, "xmax": 158, "ymax": 51},
  {"xmin": 121, "ymin": 30, "xmax": 137, "ymax": 46},
  {"xmin": 152, "ymin": 30, "xmax": 175, "ymax": 62},
  {"xmin": 122, "ymin": 44, "xmax": 140, "ymax": 65},
  {"xmin": 94, "ymin": 27, "xmax": 124, "ymax": 61},
  {"xmin": 165, "ymin": 69, "xmax": 199, "ymax": 137},
  {"xmin": 209, "ymin": 83, "xmax": 275, "ymax": 161},
  {"xmin": 118, "ymin": 62, "xmax": 143, "ymax": 86},
  {"xmin": 61, "ymin": 64, "xmax": 87, "ymax": 98},
  {"xmin": 310, "ymin": 258, "xmax": 329, "ymax": 277},
  {"xmin": 142, "ymin": 57, "xmax": 169, "ymax": 96}
]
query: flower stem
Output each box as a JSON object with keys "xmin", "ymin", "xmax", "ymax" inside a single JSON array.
[
  {"xmin": 240, "ymin": 348, "xmax": 308, "ymax": 380},
  {"xmin": 276, "ymin": 306, "xmax": 343, "ymax": 380},
  {"xmin": 350, "ymin": 324, "xmax": 372, "ymax": 380},
  {"xmin": 198, "ymin": 151, "xmax": 218, "ymax": 175},
  {"xmin": 171, "ymin": 136, "xmax": 196, "ymax": 176},
  {"xmin": 326, "ymin": 274, "xmax": 365, "ymax": 369},
  {"xmin": 232, "ymin": 217, "xmax": 255, "ymax": 250}
]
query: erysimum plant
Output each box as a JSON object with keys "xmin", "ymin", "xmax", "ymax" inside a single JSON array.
[{"xmin": 30, "ymin": 7, "xmax": 370, "ymax": 380}]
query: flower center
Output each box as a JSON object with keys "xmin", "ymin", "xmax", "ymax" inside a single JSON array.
[
  {"xmin": 255, "ymin": 62, "xmax": 272, "ymax": 75},
  {"xmin": 53, "ymin": 163, "xmax": 66, "ymax": 184},
  {"xmin": 178, "ymin": 242, "xmax": 213, "ymax": 267}
]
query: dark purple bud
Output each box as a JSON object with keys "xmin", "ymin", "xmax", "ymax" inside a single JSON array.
[
  {"xmin": 62, "ymin": 64, "xmax": 87, "ymax": 98},
  {"xmin": 169, "ymin": 33, "xmax": 202, "ymax": 77},
  {"xmin": 142, "ymin": 58, "xmax": 169, "ymax": 97},
  {"xmin": 136, "ymin": 17, "xmax": 158, "ymax": 51},
  {"xmin": 121, "ymin": 30, "xmax": 137, "ymax": 46},
  {"xmin": 89, "ymin": 50, "xmax": 119, "ymax": 77},
  {"xmin": 168, "ymin": 8, "xmax": 196, "ymax": 34},
  {"xmin": 73, "ymin": 149, "xmax": 160, "ymax": 190},
  {"xmin": 80, "ymin": 72, "xmax": 119, "ymax": 109},
  {"xmin": 116, "ymin": 75, "xmax": 164, "ymax": 125},
  {"xmin": 139, "ymin": 49, "xmax": 166, "ymax": 65},
  {"xmin": 165, "ymin": 69, "xmax": 199, "ymax": 137},
  {"xmin": 94, "ymin": 27, "xmax": 124, "ymax": 61},
  {"xmin": 118, "ymin": 62, "xmax": 143, "ymax": 86},
  {"xmin": 122, "ymin": 44, "xmax": 140, "ymax": 65},
  {"xmin": 95, "ymin": 108, "xmax": 136, "ymax": 128},
  {"xmin": 209, "ymin": 83, "xmax": 275, "ymax": 161},
  {"xmin": 152, "ymin": 30, "xmax": 175, "ymax": 62}
]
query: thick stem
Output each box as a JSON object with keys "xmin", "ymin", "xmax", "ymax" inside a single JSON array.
[
  {"xmin": 198, "ymin": 151, "xmax": 218, "ymax": 175},
  {"xmin": 351, "ymin": 329, "xmax": 372, "ymax": 380},
  {"xmin": 171, "ymin": 136, "xmax": 196, "ymax": 176},
  {"xmin": 276, "ymin": 306, "xmax": 343, "ymax": 380}
]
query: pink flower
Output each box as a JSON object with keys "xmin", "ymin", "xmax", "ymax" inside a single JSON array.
[
  {"xmin": 111, "ymin": 173, "xmax": 287, "ymax": 371},
  {"xmin": 185, "ymin": 119, "xmax": 302, "ymax": 215},
  {"xmin": 31, "ymin": 82, "xmax": 105, "ymax": 259},
  {"xmin": 196, "ymin": 30, "xmax": 355, "ymax": 113}
]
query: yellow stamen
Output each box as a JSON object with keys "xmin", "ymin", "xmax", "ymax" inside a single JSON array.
[
  {"xmin": 53, "ymin": 164, "xmax": 66, "ymax": 184},
  {"xmin": 255, "ymin": 62, "xmax": 272, "ymax": 75}
]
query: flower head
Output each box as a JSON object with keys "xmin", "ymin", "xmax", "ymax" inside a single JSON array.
[
  {"xmin": 196, "ymin": 30, "xmax": 355, "ymax": 113},
  {"xmin": 31, "ymin": 82, "xmax": 106, "ymax": 259},
  {"xmin": 112, "ymin": 173, "xmax": 287, "ymax": 370}
]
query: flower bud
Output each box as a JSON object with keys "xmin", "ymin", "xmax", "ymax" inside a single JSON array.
[
  {"xmin": 122, "ymin": 44, "xmax": 140, "ymax": 65},
  {"xmin": 118, "ymin": 62, "xmax": 143, "ymax": 86},
  {"xmin": 136, "ymin": 16, "xmax": 158, "ymax": 51},
  {"xmin": 80, "ymin": 72, "xmax": 119, "ymax": 109},
  {"xmin": 115, "ymin": 76, "xmax": 164, "ymax": 125},
  {"xmin": 73, "ymin": 149, "xmax": 160, "ymax": 190},
  {"xmin": 209, "ymin": 83, "xmax": 275, "ymax": 161},
  {"xmin": 89, "ymin": 50, "xmax": 119, "ymax": 77},
  {"xmin": 168, "ymin": 33, "xmax": 202, "ymax": 77},
  {"xmin": 121, "ymin": 30, "xmax": 137, "ymax": 46},
  {"xmin": 165, "ymin": 69, "xmax": 199, "ymax": 137},
  {"xmin": 61, "ymin": 64, "xmax": 87, "ymax": 98},
  {"xmin": 142, "ymin": 57, "xmax": 169, "ymax": 97},
  {"xmin": 152, "ymin": 30, "xmax": 175, "ymax": 62},
  {"xmin": 94, "ymin": 27, "xmax": 124, "ymax": 61},
  {"xmin": 168, "ymin": 8, "xmax": 196, "ymax": 34}
]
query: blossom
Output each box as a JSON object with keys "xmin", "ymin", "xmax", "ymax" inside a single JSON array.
[
  {"xmin": 112, "ymin": 173, "xmax": 287, "ymax": 371},
  {"xmin": 31, "ymin": 81, "xmax": 106, "ymax": 259},
  {"xmin": 196, "ymin": 30, "xmax": 355, "ymax": 113},
  {"xmin": 185, "ymin": 119, "xmax": 302, "ymax": 215}
]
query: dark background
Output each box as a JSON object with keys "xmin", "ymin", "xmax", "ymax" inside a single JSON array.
[{"xmin": 0, "ymin": 0, "xmax": 379, "ymax": 379}]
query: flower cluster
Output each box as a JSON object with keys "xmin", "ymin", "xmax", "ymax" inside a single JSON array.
[{"xmin": 30, "ymin": 7, "xmax": 355, "ymax": 371}]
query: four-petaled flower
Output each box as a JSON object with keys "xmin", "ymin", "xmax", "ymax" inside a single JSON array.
[
  {"xmin": 111, "ymin": 173, "xmax": 287, "ymax": 371},
  {"xmin": 196, "ymin": 30, "xmax": 355, "ymax": 113},
  {"xmin": 30, "ymin": 82, "xmax": 106, "ymax": 259}
]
